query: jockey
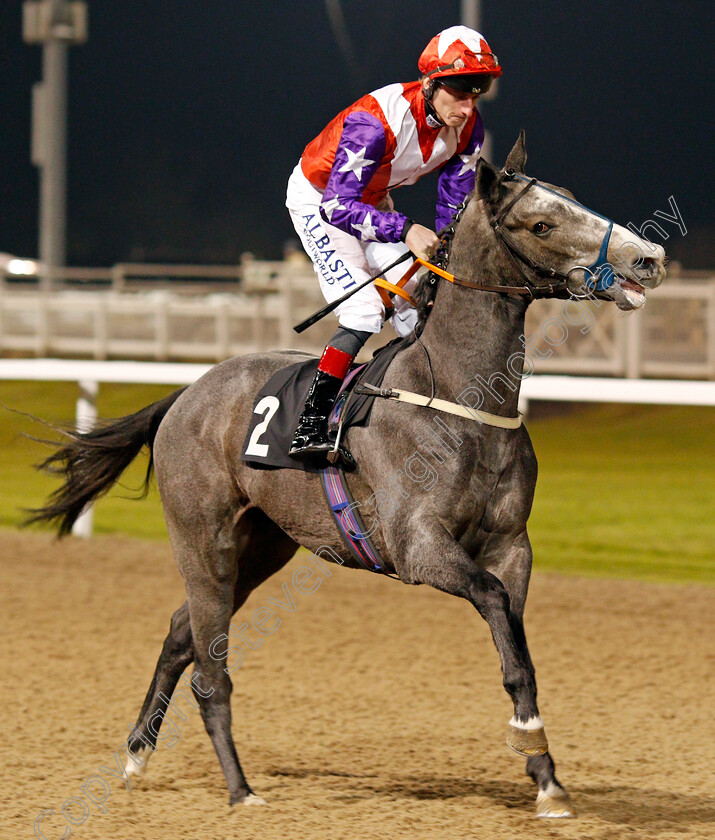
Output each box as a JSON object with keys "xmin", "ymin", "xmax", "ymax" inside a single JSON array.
[{"xmin": 286, "ymin": 25, "xmax": 502, "ymax": 462}]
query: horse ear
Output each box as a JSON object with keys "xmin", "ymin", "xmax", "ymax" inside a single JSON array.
[
  {"xmin": 503, "ymin": 130, "xmax": 527, "ymax": 174},
  {"xmin": 475, "ymin": 157, "xmax": 502, "ymax": 206}
]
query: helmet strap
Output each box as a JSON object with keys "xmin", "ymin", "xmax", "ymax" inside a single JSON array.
[{"xmin": 422, "ymin": 81, "xmax": 445, "ymax": 128}]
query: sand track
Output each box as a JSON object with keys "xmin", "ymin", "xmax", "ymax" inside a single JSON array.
[{"xmin": 3, "ymin": 530, "xmax": 713, "ymax": 839}]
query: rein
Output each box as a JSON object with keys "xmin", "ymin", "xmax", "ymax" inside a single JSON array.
[{"xmin": 414, "ymin": 255, "xmax": 568, "ymax": 300}]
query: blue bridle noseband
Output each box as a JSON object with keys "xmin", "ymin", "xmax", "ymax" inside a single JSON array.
[{"xmin": 585, "ymin": 220, "xmax": 615, "ymax": 291}]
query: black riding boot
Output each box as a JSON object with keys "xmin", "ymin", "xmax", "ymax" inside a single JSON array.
[
  {"xmin": 289, "ymin": 343, "xmax": 357, "ymax": 467},
  {"xmin": 289, "ymin": 368, "xmax": 344, "ymax": 458}
]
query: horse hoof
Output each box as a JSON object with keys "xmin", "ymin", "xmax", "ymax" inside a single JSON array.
[
  {"xmin": 243, "ymin": 793, "xmax": 267, "ymax": 806},
  {"xmin": 536, "ymin": 784, "xmax": 575, "ymax": 818},
  {"xmin": 506, "ymin": 717, "xmax": 548, "ymax": 756},
  {"xmin": 123, "ymin": 746, "xmax": 152, "ymax": 779}
]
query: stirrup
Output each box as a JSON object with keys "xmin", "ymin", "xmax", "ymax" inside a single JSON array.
[
  {"xmin": 326, "ymin": 444, "xmax": 356, "ymax": 471},
  {"xmin": 289, "ymin": 440, "xmax": 356, "ymax": 472}
]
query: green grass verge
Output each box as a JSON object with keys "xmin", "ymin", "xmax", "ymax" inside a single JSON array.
[
  {"xmin": 0, "ymin": 381, "xmax": 174, "ymax": 540},
  {"xmin": 1, "ymin": 381, "xmax": 713, "ymax": 584},
  {"xmin": 527, "ymin": 403, "xmax": 714, "ymax": 585}
]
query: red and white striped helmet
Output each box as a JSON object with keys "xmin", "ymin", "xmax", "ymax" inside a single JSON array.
[{"xmin": 418, "ymin": 26, "xmax": 502, "ymax": 81}]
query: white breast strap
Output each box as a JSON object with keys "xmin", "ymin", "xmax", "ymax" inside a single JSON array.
[{"xmin": 355, "ymin": 384, "xmax": 522, "ymax": 429}]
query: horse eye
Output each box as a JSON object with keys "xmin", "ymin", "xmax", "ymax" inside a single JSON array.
[{"xmin": 532, "ymin": 222, "xmax": 550, "ymax": 235}]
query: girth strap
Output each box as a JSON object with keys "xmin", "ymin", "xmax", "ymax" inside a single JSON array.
[{"xmin": 321, "ymin": 465, "xmax": 386, "ymax": 572}]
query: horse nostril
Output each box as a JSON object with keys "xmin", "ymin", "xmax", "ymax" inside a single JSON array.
[{"xmin": 638, "ymin": 256, "xmax": 665, "ymax": 287}]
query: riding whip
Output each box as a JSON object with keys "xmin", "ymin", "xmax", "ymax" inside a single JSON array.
[{"xmin": 293, "ymin": 249, "xmax": 414, "ymax": 334}]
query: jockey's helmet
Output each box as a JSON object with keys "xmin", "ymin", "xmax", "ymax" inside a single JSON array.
[{"xmin": 419, "ymin": 25, "xmax": 502, "ymax": 94}]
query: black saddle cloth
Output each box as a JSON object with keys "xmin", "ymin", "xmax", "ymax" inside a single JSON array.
[{"xmin": 240, "ymin": 335, "xmax": 414, "ymax": 473}]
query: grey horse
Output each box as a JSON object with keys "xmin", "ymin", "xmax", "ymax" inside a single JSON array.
[{"xmin": 29, "ymin": 134, "xmax": 666, "ymax": 817}]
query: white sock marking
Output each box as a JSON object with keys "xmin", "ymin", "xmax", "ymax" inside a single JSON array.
[
  {"xmin": 509, "ymin": 715, "xmax": 544, "ymax": 731},
  {"xmin": 123, "ymin": 745, "xmax": 152, "ymax": 779}
]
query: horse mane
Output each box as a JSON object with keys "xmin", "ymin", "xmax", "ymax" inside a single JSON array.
[{"xmin": 413, "ymin": 193, "xmax": 474, "ymax": 336}]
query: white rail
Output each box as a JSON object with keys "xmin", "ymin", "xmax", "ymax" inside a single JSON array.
[
  {"xmin": 2, "ymin": 266, "xmax": 714, "ymax": 379},
  {"xmin": 518, "ymin": 375, "xmax": 715, "ymax": 411},
  {"xmin": 2, "ymin": 358, "xmax": 714, "ymax": 539},
  {"xmin": 0, "ymin": 358, "xmax": 212, "ymax": 384}
]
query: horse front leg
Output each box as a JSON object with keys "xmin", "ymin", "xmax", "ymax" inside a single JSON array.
[
  {"xmin": 400, "ymin": 524, "xmax": 565, "ymax": 814},
  {"xmin": 492, "ymin": 530, "xmax": 573, "ymax": 818},
  {"xmin": 468, "ymin": 570, "xmax": 549, "ymax": 755},
  {"xmin": 403, "ymin": 525, "xmax": 545, "ymax": 743}
]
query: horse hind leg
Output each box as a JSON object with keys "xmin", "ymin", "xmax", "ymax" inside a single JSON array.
[
  {"xmin": 176, "ymin": 508, "xmax": 298, "ymax": 805},
  {"xmin": 123, "ymin": 509, "xmax": 298, "ymax": 803},
  {"xmin": 123, "ymin": 600, "xmax": 194, "ymax": 780},
  {"xmin": 527, "ymin": 753, "xmax": 574, "ymax": 818}
]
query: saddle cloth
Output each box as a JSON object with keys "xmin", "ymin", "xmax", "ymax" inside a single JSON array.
[{"xmin": 240, "ymin": 335, "xmax": 413, "ymax": 473}]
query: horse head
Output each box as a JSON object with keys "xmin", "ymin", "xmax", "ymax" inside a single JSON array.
[{"xmin": 473, "ymin": 132, "xmax": 666, "ymax": 310}]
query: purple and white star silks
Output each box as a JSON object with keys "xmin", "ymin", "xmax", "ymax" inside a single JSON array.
[
  {"xmin": 315, "ymin": 99, "xmax": 485, "ymax": 241},
  {"xmin": 319, "ymin": 112, "xmax": 409, "ymax": 243},
  {"xmin": 458, "ymin": 148, "xmax": 481, "ymax": 176},
  {"xmin": 435, "ymin": 112, "xmax": 484, "ymax": 230},
  {"xmin": 351, "ymin": 212, "xmax": 378, "ymax": 241},
  {"xmin": 338, "ymin": 147, "xmax": 376, "ymax": 181},
  {"xmin": 321, "ymin": 196, "xmax": 346, "ymax": 222}
]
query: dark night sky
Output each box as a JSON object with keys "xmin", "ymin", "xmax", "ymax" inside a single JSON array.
[{"xmin": 2, "ymin": 1, "xmax": 713, "ymax": 266}]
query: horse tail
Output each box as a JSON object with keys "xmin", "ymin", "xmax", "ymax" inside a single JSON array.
[{"xmin": 25, "ymin": 387, "xmax": 187, "ymax": 537}]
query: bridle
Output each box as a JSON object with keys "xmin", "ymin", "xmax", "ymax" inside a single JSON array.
[{"xmin": 424, "ymin": 170, "xmax": 618, "ymax": 302}]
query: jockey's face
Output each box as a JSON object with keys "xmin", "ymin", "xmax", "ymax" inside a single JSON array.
[{"xmin": 429, "ymin": 82, "xmax": 478, "ymax": 127}]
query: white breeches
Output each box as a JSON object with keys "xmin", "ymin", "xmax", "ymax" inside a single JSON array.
[{"xmin": 286, "ymin": 164, "xmax": 419, "ymax": 336}]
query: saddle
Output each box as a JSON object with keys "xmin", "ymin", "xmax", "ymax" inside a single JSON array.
[
  {"xmin": 240, "ymin": 337, "xmax": 413, "ymax": 575},
  {"xmin": 240, "ymin": 335, "xmax": 413, "ymax": 474}
]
